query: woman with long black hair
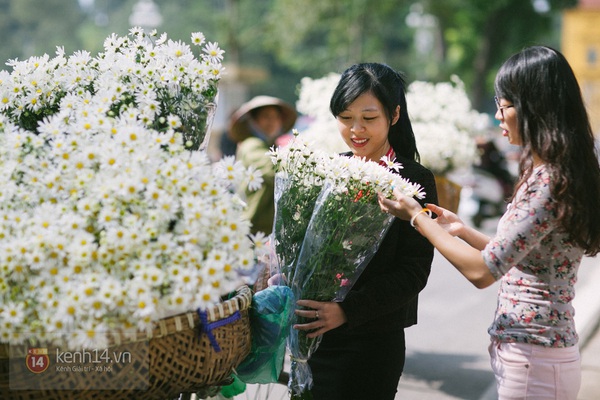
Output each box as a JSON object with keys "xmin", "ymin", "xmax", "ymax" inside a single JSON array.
[{"xmin": 380, "ymin": 46, "xmax": 600, "ymax": 400}]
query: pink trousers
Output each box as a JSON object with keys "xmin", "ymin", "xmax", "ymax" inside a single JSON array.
[{"xmin": 488, "ymin": 339, "xmax": 581, "ymax": 400}]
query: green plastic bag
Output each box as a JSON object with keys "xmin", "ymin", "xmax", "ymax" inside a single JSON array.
[{"xmin": 235, "ymin": 285, "xmax": 294, "ymax": 384}]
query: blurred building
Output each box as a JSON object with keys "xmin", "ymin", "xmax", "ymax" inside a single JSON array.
[{"xmin": 563, "ymin": 0, "xmax": 600, "ymax": 136}]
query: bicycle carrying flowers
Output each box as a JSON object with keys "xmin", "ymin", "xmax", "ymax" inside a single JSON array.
[
  {"xmin": 269, "ymin": 134, "xmax": 426, "ymax": 397},
  {"xmin": 0, "ymin": 29, "xmax": 266, "ymax": 352}
]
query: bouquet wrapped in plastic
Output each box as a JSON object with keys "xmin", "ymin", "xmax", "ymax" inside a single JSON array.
[
  {"xmin": 269, "ymin": 135, "xmax": 426, "ymax": 398},
  {"xmin": 270, "ymin": 144, "xmax": 333, "ymax": 281},
  {"xmin": 286, "ymin": 182, "xmax": 396, "ymax": 397}
]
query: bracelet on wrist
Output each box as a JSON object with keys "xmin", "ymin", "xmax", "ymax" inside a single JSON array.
[{"xmin": 410, "ymin": 208, "xmax": 432, "ymax": 229}]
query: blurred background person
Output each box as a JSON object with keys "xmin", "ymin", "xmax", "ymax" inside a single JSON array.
[{"xmin": 228, "ymin": 95, "xmax": 297, "ymax": 235}]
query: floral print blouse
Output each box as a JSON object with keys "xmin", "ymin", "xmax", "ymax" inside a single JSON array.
[{"xmin": 482, "ymin": 165, "xmax": 582, "ymax": 348}]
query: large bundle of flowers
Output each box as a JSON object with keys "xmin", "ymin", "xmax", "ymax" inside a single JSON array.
[
  {"xmin": 269, "ymin": 134, "xmax": 425, "ymax": 398},
  {"xmin": 0, "ymin": 29, "xmax": 266, "ymax": 350},
  {"xmin": 0, "ymin": 27, "xmax": 222, "ymax": 151},
  {"xmin": 406, "ymin": 76, "xmax": 489, "ymax": 175}
]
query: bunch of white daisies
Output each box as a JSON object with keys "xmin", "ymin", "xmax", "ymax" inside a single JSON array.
[
  {"xmin": 270, "ymin": 133, "xmax": 425, "ymax": 200},
  {"xmin": 407, "ymin": 76, "xmax": 489, "ymax": 175},
  {"xmin": 0, "ymin": 27, "xmax": 224, "ymax": 150},
  {"xmin": 0, "ymin": 29, "xmax": 266, "ymax": 349},
  {"xmin": 269, "ymin": 133, "xmax": 425, "ymax": 282}
]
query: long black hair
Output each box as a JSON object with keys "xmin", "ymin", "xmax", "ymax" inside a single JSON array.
[
  {"xmin": 495, "ymin": 46, "xmax": 600, "ymax": 255},
  {"xmin": 329, "ymin": 63, "xmax": 420, "ymax": 162}
]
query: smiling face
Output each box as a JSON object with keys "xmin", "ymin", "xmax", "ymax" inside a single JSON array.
[{"xmin": 335, "ymin": 92, "xmax": 399, "ymax": 162}]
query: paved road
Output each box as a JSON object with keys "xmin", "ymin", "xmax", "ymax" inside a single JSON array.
[
  {"xmin": 396, "ymin": 249, "xmax": 498, "ymax": 400},
  {"xmin": 394, "ymin": 211, "xmax": 498, "ymax": 400}
]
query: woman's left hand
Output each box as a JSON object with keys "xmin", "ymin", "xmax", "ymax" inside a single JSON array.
[{"xmin": 293, "ymin": 300, "xmax": 347, "ymax": 338}]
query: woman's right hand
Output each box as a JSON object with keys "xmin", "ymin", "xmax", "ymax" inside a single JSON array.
[{"xmin": 426, "ymin": 203, "xmax": 465, "ymax": 237}]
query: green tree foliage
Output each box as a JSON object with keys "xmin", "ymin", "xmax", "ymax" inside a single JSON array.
[
  {"xmin": 424, "ymin": 0, "xmax": 577, "ymax": 108},
  {"xmin": 0, "ymin": 0, "xmax": 579, "ymax": 110},
  {"xmin": 258, "ymin": 0, "xmax": 577, "ymax": 108},
  {"xmin": 0, "ymin": 0, "xmax": 84, "ymax": 66},
  {"xmin": 263, "ymin": 0, "xmax": 414, "ymax": 76}
]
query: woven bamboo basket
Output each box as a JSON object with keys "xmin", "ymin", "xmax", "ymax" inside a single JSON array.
[
  {"xmin": 0, "ymin": 285, "xmax": 252, "ymax": 400},
  {"xmin": 434, "ymin": 175, "xmax": 462, "ymax": 214}
]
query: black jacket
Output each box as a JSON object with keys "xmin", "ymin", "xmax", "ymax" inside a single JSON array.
[{"xmin": 338, "ymin": 155, "xmax": 437, "ymax": 333}]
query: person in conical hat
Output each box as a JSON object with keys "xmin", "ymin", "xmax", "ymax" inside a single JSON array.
[
  {"xmin": 230, "ymin": 95, "xmax": 297, "ymax": 235},
  {"xmin": 228, "ymin": 95, "xmax": 297, "ymax": 145}
]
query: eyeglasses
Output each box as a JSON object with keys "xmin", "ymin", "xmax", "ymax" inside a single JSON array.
[{"xmin": 494, "ymin": 96, "xmax": 514, "ymax": 118}]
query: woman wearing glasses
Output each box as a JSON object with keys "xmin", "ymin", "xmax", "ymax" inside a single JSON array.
[{"xmin": 379, "ymin": 46, "xmax": 600, "ymax": 399}]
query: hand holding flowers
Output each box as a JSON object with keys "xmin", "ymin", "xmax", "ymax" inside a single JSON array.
[{"xmin": 379, "ymin": 194, "xmax": 466, "ymax": 237}]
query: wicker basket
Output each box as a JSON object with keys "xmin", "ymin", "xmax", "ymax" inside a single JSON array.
[
  {"xmin": 0, "ymin": 285, "xmax": 252, "ymax": 400},
  {"xmin": 434, "ymin": 175, "xmax": 462, "ymax": 214}
]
